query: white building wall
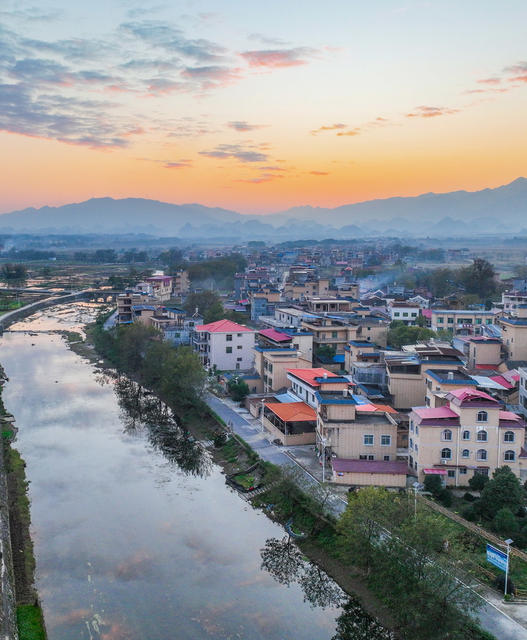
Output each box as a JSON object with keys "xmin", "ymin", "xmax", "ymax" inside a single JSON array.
[{"xmin": 208, "ymin": 331, "xmax": 256, "ymax": 370}]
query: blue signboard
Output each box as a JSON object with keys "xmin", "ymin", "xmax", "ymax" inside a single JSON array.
[{"xmin": 486, "ymin": 544, "xmax": 508, "ymax": 572}]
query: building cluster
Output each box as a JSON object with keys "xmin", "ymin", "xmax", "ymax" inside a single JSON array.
[{"xmin": 114, "ymin": 255, "xmax": 527, "ymax": 490}]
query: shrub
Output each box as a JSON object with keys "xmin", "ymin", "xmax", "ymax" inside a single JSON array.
[
  {"xmin": 438, "ymin": 488, "xmax": 453, "ymax": 507},
  {"xmin": 213, "ymin": 431, "xmax": 228, "ymax": 448},
  {"xmin": 424, "ymin": 474, "xmax": 443, "ymax": 498},
  {"xmin": 492, "ymin": 507, "xmax": 519, "ymax": 537},
  {"xmin": 461, "ymin": 506, "xmax": 477, "ymax": 522},
  {"xmin": 469, "ymin": 474, "xmax": 489, "ymax": 491},
  {"xmin": 463, "ymin": 492, "xmax": 476, "ymax": 502}
]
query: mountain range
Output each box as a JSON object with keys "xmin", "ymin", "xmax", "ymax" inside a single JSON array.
[{"xmin": 1, "ymin": 177, "xmax": 525, "ymax": 239}]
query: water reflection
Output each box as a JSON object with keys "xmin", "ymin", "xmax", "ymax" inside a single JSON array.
[
  {"xmin": 260, "ymin": 537, "xmax": 395, "ymax": 640},
  {"xmin": 112, "ymin": 376, "xmax": 211, "ymax": 477}
]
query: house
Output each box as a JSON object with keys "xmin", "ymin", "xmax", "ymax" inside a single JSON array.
[
  {"xmin": 149, "ymin": 307, "xmax": 202, "ymax": 345},
  {"xmin": 452, "ymin": 336, "xmax": 502, "ymax": 369},
  {"xmin": 431, "ymin": 309, "xmax": 498, "ymax": 335},
  {"xmin": 497, "ymin": 305, "xmax": 527, "ymax": 361},
  {"xmin": 519, "ymin": 367, "xmax": 527, "ymax": 418},
  {"xmin": 141, "ymin": 275, "xmax": 174, "ymax": 302},
  {"xmin": 409, "ymin": 388, "xmax": 526, "ymax": 486},
  {"xmin": 193, "ymin": 319, "xmax": 256, "ymax": 371},
  {"xmin": 385, "ymin": 344, "xmax": 465, "ymax": 409},
  {"xmin": 254, "ymin": 347, "xmax": 311, "ymax": 393},
  {"xmin": 388, "ymin": 301, "xmax": 421, "ymax": 326},
  {"xmin": 116, "ymin": 291, "xmax": 156, "ymax": 324},
  {"xmin": 172, "ymin": 270, "xmax": 190, "ymax": 297}
]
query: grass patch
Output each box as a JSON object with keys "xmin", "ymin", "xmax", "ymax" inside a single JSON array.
[
  {"xmin": 234, "ymin": 473, "xmax": 255, "ymax": 490},
  {"xmin": 16, "ymin": 605, "xmax": 47, "ymax": 640}
]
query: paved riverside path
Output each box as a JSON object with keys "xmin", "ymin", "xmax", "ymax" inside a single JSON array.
[
  {"xmin": 204, "ymin": 392, "xmax": 346, "ymax": 517},
  {"xmin": 203, "ymin": 391, "xmax": 527, "ymax": 640}
]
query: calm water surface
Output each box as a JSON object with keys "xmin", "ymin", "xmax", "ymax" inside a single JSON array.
[{"xmin": 1, "ymin": 307, "xmax": 391, "ymax": 640}]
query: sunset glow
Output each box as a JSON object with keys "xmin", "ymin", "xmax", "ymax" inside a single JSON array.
[{"xmin": 1, "ymin": 0, "xmax": 526, "ymax": 214}]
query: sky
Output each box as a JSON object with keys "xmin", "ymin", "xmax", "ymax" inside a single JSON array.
[{"xmin": 0, "ymin": 0, "xmax": 526, "ymax": 214}]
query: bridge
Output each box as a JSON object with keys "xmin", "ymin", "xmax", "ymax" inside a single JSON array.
[{"xmin": 0, "ymin": 289, "xmax": 118, "ymax": 331}]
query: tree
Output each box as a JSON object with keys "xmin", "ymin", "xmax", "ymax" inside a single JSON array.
[
  {"xmin": 1, "ymin": 263, "xmax": 27, "ymax": 286},
  {"xmin": 493, "ymin": 508, "xmax": 520, "ymax": 538},
  {"xmin": 337, "ymin": 487, "xmax": 408, "ymax": 572},
  {"xmin": 332, "ymin": 598, "xmax": 395, "ymax": 640},
  {"xmin": 468, "ymin": 473, "xmax": 489, "ymax": 491},
  {"xmin": 227, "ymin": 377, "xmax": 250, "ymax": 401},
  {"xmin": 183, "ymin": 291, "xmax": 224, "ymax": 323},
  {"xmin": 260, "ymin": 536, "xmax": 304, "ymax": 586},
  {"xmin": 316, "ymin": 344, "xmax": 337, "ymax": 361},
  {"xmin": 479, "ymin": 466, "xmax": 524, "ymax": 520},
  {"xmin": 458, "ymin": 258, "xmax": 497, "ymax": 298},
  {"xmin": 424, "ymin": 474, "xmax": 443, "ymax": 498},
  {"xmin": 387, "ymin": 321, "xmax": 436, "ymax": 348}
]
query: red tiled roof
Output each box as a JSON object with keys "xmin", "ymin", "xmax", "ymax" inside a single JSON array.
[
  {"xmin": 259, "ymin": 328, "xmax": 291, "ymax": 342},
  {"xmin": 448, "ymin": 388, "xmax": 498, "ymax": 404},
  {"xmin": 332, "ymin": 459, "xmax": 408, "ymax": 475},
  {"xmin": 195, "ymin": 319, "xmax": 254, "ymax": 333},
  {"xmin": 264, "ymin": 402, "xmax": 316, "ymax": 422},
  {"xmin": 499, "ymin": 410, "xmax": 523, "ymax": 423},
  {"xmin": 412, "ymin": 406, "xmax": 458, "ymax": 419},
  {"xmin": 287, "ymin": 368, "xmax": 339, "ymax": 387},
  {"xmin": 356, "ymin": 404, "xmax": 397, "ymax": 414}
]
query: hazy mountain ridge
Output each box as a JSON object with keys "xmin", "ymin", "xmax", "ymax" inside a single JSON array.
[{"xmin": 1, "ymin": 178, "xmax": 525, "ymax": 238}]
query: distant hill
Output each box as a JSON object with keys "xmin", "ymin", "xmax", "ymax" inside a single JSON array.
[{"xmin": 0, "ymin": 178, "xmax": 525, "ymax": 238}]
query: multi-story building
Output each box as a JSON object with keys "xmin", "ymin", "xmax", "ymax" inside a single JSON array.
[
  {"xmin": 497, "ymin": 305, "xmax": 527, "ymax": 361},
  {"xmin": 116, "ymin": 292, "xmax": 155, "ymax": 324},
  {"xmin": 141, "ymin": 275, "xmax": 174, "ymax": 302},
  {"xmin": 409, "ymin": 388, "xmax": 526, "ymax": 486},
  {"xmin": 452, "ymin": 336, "xmax": 502, "ymax": 369},
  {"xmin": 193, "ymin": 319, "xmax": 256, "ymax": 371},
  {"xmin": 430, "ymin": 309, "xmax": 498, "ymax": 335},
  {"xmin": 254, "ymin": 348, "xmax": 312, "ymax": 393},
  {"xmin": 385, "ymin": 343, "xmax": 465, "ymax": 409},
  {"xmin": 172, "ymin": 270, "xmax": 190, "ymax": 297},
  {"xmin": 501, "ymin": 291, "xmax": 527, "ymax": 316},
  {"xmin": 519, "ymin": 367, "xmax": 527, "ymax": 417},
  {"xmin": 149, "ymin": 307, "xmax": 202, "ymax": 345},
  {"xmin": 389, "ymin": 301, "xmax": 421, "ymax": 326}
]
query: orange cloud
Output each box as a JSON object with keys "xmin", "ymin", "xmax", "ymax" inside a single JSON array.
[{"xmin": 406, "ymin": 105, "xmax": 459, "ymax": 118}]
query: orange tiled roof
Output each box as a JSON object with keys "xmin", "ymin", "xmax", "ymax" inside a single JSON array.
[{"xmin": 264, "ymin": 402, "xmax": 316, "ymax": 422}]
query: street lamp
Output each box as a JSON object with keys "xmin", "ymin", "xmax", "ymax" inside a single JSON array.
[{"xmin": 504, "ymin": 539, "xmax": 513, "ymax": 597}]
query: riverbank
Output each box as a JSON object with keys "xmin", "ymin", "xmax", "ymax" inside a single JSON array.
[
  {"xmin": 65, "ymin": 312, "xmax": 502, "ymax": 640},
  {"xmin": 0, "ymin": 380, "xmax": 47, "ymax": 640}
]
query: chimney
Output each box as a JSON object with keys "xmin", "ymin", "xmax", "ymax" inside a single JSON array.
[
  {"xmin": 323, "ymin": 372, "xmax": 328, "ymax": 379},
  {"xmin": 448, "ymin": 371, "xmax": 454, "ymax": 380}
]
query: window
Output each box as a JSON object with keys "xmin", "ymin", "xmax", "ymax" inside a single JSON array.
[
  {"xmin": 504, "ymin": 431, "xmax": 515, "ymax": 443},
  {"xmin": 477, "ymin": 411, "xmax": 488, "ymax": 422},
  {"xmin": 381, "ymin": 435, "xmax": 391, "ymax": 446},
  {"xmin": 368, "ymin": 454, "xmax": 374, "ymax": 460},
  {"xmin": 237, "ymin": 357, "xmax": 242, "ymax": 362},
  {"xmin": 237, "ymin": 333, "xmax": 242, "ymax": 337},
  {"xmin": 504, "ymin": 450, "xmax": 515, "ymax": 462},
  {"xmin": 359, "ymin": 455, "xmax": 367, "ymax": 460},
  {"xmin": 410, "ymin": 437, "xmax": 413, "ymax": 448},
  {"xmin": 462, "ymin": 430, "xmax": 470, "ymax": 440},
  {"xmin": 441, "ymin": 448, "xmax": 452, "ymax": 460},
  {"xmin": 364, "ymin": 434, "xmax": 374, "ymax": 446},
  {"xmin": 442, "ymin": 429, "xmax": 452, "ymax": 441},
  {"xmin": 410, "ymin": 420, "xmax": 414, "ymax": 432},
  {"xmin": 447, "ymin": 317, "xmax": 453, "ymax": 324},
  {"xmin": 462, "ymin": 449, "xmax": 470, "ymax": 458},
  {"xmin": 477, "ymin": 449, "xmax": 487, "ymax": 461},
  {"xmin": 384, "ymin": 455, "xmax": 390, "ymax": 461},
  {"xmin": 332, "ymin": 331, "xmax": 338, "ymax": 339},
  {"xmin": 226, "ymin": 334, "xmax": 233, "ymax": 341},
  {"xmin": 477, "ymin": 430, "xmax": 487, "ymax": 442},
  {"xmin": 447, "ymin": 470, "xmax": 455, "ymax": 478},
  {"xmin": 437, "ymin": 317, "xmax": 444, "ymax": 324},
  {"xmin": 226, "ymin": 347, "xmax": 232, "ymax": 354},
  {"xmin": 415, "ymin": 425, "xmax": 419, "ymax": 435},
  {"xmin": 403, "ymin": 312, "xmax": 408, "ymax": 317},
  {"xmin": 459, "ymin": 467, "xmax": 467, "ymax": 475},
  {"xmin": 237, "ymin": 345, "xmax": 242, "ymax": 349}
]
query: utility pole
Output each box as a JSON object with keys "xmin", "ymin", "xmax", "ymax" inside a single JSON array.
[{"xmin": 504, "ymin": 539, "xmax": 513, "ymax": 597}]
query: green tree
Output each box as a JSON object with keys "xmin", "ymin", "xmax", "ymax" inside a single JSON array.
[
  {"xmin": 337, "ymin": 487, "xmax": 407, "ymax": 572},
  {"xmin": 1, "ymin": 263, "xmax": 27, "ymax": 286},
  {"xmin": 227, "ymin": 377, "xmax": 250, "ymax": 401},
  {"xmin": 458, "ymin": 258, "xmax": 497, "ymax": 298},
  {"xmin": 479, "ymin": 466, "xmax": 524, "ymax": 520},
  {"xmin": 468, "ymin": 473, "xmax": 489, "ymax": 491},
  {"xmin": 492, "ymin": 508, "xmax": 520, "ymax": 538},
  {"xmin": 424, "ymin": 474, "xmax": 443, "ymax": 498},
  {"xmin": 184, "ymin": 291, "xmax": 224, "ymax": 323},
  {"xmin": 387, "ymin": 321, "xmax": 436, "ymax": 348}
]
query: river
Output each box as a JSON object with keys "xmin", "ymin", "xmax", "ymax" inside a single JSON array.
[{"xmin": 0, "ymin": 306, "xmax": 391, "ymax": 640}]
